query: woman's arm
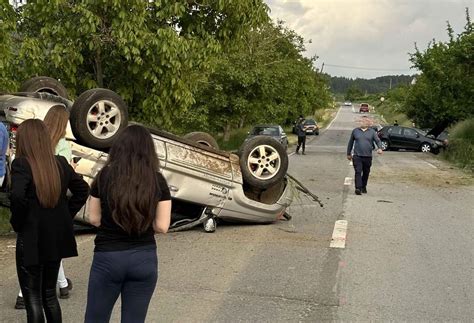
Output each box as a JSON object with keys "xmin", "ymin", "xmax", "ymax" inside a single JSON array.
[
  {"xmin": 88, "ymin": 197, "xmax": 102, "ymax": 227},
  {"xmin": 153, "ymin": 200, "xmax": 171, "ymax": 233},
  {"xmin": 9, "ymin": 158, "xmax": 31, "ymax": 232}
]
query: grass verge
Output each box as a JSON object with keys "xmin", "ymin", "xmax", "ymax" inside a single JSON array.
[{"xmin": 0, "ymin": 207, "xmax": 12, "ymax": 235}]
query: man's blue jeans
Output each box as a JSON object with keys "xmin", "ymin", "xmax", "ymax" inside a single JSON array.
[{"xmin": 85, "ymin": 247, "xmax": 158, "ymax": 323}]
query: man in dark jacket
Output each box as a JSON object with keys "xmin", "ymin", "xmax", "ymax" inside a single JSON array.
[
  {"xmin": 347, "ymin": 116, "xmax": 383, "ymax": 195},
  {"xmin": 295, "ymin": 117, "xmax": 307, "ymax": 155}
]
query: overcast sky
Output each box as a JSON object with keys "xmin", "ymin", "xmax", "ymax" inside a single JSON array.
[{"xmin": 265, "ymin": 0, "xmax": 472, "ymax": 79}]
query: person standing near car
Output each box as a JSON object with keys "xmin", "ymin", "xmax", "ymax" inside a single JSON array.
[
  {"xmin": 14, "ymin": 105, "xmax": 75, "ymax": 309},
  {"xmin": 347, "ymin": 116, "xmax": 383, "ymax": 195},
  {"xmin": 295, "ymin": 117, "xmax": 307, "ymax": 155},
  {"xmin": 10, "ymin": 119, "xmax": 89, "ymax": 322},
  {"xmin": 85, "ymin": 125, "xmax": 172, "ymax": 323}
]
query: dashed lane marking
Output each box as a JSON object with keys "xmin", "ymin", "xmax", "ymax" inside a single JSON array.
[
  {"xmin": 344, "ymin": 177, "xmax": 352, "ymax": 185},
  {"xmin": 330, "ymin": 220, "xmax": 348, "ymax": 249}
]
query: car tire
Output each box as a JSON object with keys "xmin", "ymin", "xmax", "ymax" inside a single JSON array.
[
  {"xmin": 238, "ymin": 136, "xmax": 288, "ymax": 189},
  {"xmin": 19, "ymin": 76, "xmax": 69, "ymax": 99},
  {"xmin": 315, "ymin": 130, "xmax": 319, "ymax": 135},
  {"xmin": 420, "ymin": 142, "xmax": 431, "ymax": 153},
  {"xmin": 381, "ymin": 139, "xmax": 389, "ymax": 151},
  {"xmin": 70, "ymin": 88, "xmax": 128, "ymax": 150},
  {"xmin": 183, "ymin": 132, "xmax": 219, "ymax": 149}
]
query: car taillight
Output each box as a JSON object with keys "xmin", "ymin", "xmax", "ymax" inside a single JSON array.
[{"xmin": 10, "ymin": 124, "xmax": 18, "ymax": 133}]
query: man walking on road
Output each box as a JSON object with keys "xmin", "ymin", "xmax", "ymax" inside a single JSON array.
[
  {"xmin": 295, "ymin": 117, "xmax": 307, "ymax": 155},
  {"xmin": 347, "ymin": 116, "xmax": 383, "ymax": 195}
]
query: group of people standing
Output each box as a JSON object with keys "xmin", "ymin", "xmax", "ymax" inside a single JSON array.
[{"xmin": 7, "ymin": 106, "xmax": 171, "ymax": 323}]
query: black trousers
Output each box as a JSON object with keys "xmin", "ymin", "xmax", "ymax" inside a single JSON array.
[
  {"xmin": 16, "ymin": 235, "xmax": 62, "ymax": 323},
  {"xmin": 296, "ymin": 136, "xmax": 306, "ymax": 152},
  {"xmin": 353, "ymin": 155, "xmax": 372, "ymax": 189}
]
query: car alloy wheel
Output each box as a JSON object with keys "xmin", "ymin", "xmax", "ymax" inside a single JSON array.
[
  {"xmin": 247, "ymin": 144, "xmax": 281, "ymax": 181},
  {"xmin": 86, "ymin": 100, "xmax": 122, "ymax": 139},
  {"xmin": 421, "ymin": 143, "xmax": 431, "ymax": 152},
  {"xmin": 381, "ymin": 140, "xmax": 389, "ymax": 151}
]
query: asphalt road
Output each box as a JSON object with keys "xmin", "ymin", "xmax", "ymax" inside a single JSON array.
[{"xmin": 0, "ymin": 106, "xmax": 473, "ymax": 322}]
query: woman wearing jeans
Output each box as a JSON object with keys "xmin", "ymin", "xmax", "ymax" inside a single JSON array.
[
  {"xmin": 85, "ymin": 125, "xmax": 171, "ymax": 323},
  {"xmin": 10, "ymin": 119, "xmax": 89, "ymax": 322}
]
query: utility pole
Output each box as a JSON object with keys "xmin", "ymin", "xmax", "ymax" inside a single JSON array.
[
  {"xmin": 389, "ymin": 78, "xmax": 392, "ymax": 90},
  {"xmin": 321, "ymin": 62, "xmax": 324, "ymax": 73}
]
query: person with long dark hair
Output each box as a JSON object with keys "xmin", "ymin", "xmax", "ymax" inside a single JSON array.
[
  {"xmin": 85, "ymin": 125, "xmax": 171, "ymax": 323},
  {"xmin": 15, "ymin": 105, "xmax": 74, "ymax": 309},
  {"xmin": 10, "ymin": 119, "xmax": 89, "ymax": 322}
]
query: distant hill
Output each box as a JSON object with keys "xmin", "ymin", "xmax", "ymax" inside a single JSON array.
[{"xmin": 329, "ymin": 75, "xmax": 415, "ymax": 94}]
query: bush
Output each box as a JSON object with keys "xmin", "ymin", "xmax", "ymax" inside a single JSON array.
[
  {"xmin": 441, "ymin": 119, "xmax": 474, "ymax": 171},
  {"xmin": 0, "ymin": 207, "xmax": 12, "ymax": 235}
]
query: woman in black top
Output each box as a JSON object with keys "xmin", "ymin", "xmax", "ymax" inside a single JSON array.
[
  {"xmin": 85, "ymin": 125, "xmax": 171, "ymax": 323},
  {"xmin": 10, "ymin": 119, "xmax": 89, "ymax": 323}
]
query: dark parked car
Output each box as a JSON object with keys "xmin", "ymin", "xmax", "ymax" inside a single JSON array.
[
  {"xmin": 303, "ymin": 119, "xmax": 319, "ymax": 135},
  {"xmin": 246, "ymin": 125, "xmax": 288, "ymax": 149},
  {"xmin": 378, "ymin": 126, "xmax": 446, "ymax": 154}
]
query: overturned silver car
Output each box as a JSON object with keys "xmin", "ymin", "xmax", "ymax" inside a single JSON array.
[{"xmin": 1, "ymin": 77, "xmax": 298, "ymax": 232}]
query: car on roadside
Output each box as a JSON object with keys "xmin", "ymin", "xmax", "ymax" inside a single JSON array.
[
  {"xmin": 344, "ymin": 101, "xmax": 352, "ymax": 107},
  {"xmin": 303, "ymin": 119, "xmax": 319, "ymax": 135},
  {"xmin": 359, "ymin": 103, "xmax": 370, "ymax": 113},
  {"xmin": 377, "ymin": 125, "xmax": 446, "ymax": 154},
  {"xmin": 0, "ymin": 77, "xmax": 305, "ymax": 232},
  {"xmin": 245, "ymin": 125, "xmax": 288, "ymax": 149}
]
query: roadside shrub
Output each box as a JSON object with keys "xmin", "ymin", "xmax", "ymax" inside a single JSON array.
[{"xmin": 441, "ymin": 119, "xmax": 474, "ymax": 172}]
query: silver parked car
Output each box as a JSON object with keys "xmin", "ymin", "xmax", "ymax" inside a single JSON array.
[{"xmin": 0, "ymin": 77, "xmax": 302, "ymax": 232}]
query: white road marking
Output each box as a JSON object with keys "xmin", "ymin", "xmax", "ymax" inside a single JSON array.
[
  {"xmin": 325, "ymin": 107, "xmax": 342, "ymax": 130},
  {"xmin": 330, "ymin": 220, "xmax": 348, "ymax": 249},
  {"xmin": 288, "ymin": 152, "xmax": 295, "ymax": 156},
  {"xmin": 424, "ymin": 161, "xmax": 437, "ymax": 169},
  {"xmin": 344, "ymin": 177, "xmax": 353, "ymax": 185}
]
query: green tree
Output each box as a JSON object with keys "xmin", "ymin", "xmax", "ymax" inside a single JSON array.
[
  {"xmin": 344, "ymin": 85, "xmax": 364, "ymax": 101},
  {"xmin": 0, "ymin": 0, "xmax": 20, "ymax": 91},
  {"xmin": 10, "ymin": 0, "xmax": 268, "ymax": 128},
  {"xmin": 405, "ymin": 9, "xmax": 474, "ymax": 128},
  {"xmin": 181, "ymin": 21, "xmax": 331, "ymax": 140}
]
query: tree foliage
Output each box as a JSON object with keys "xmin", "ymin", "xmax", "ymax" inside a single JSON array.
[
  {"xmin": 405, "ymin": 9, "xmax": 474, "ymax": 128},
  {"xmin": 2, "ymin": 0, "xmax": 268, "ymax": 128},
  {"xmin": 179, "ymin": 21, "xmax": 331, "ymax": 138},
  {"xmin": 331, "ymin": 75, "xmax": 414, "ymax": 95}
]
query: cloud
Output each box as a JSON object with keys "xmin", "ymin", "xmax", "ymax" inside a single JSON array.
[{"xmin": 265, "ymin": 0, "xmax": 473, "ymax": 78}]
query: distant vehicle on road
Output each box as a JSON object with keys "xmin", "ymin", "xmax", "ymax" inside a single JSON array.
[
  {"xmin": 303, "ymin": 119, "xmax": 319, "ymax": 135},
  {"xmin": 344, "ymin": 101, "xmax": 352, "ymax": 106},
  {"xmin": 378, "ymin": 126, "xmax": 446, "ymax": 154},
  {"xmin": 359, "ymin": 103, "xmax": 370, "ymax": 113},
  {"xmin": 246, "ymin": 125, "xmax": 288, "ymax": 149}
]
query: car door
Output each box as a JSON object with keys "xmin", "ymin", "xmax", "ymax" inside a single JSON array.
[
  {"xmin": 387, "ymin": 126, "xmax": 403, "ymax": 147},
  {"xmin": 402, "ymin": 128, "xmax": 420, "ymax": 150},
  {"xmin": 279, "ymin": 126, "xmax": 288, "ymax": 146}
]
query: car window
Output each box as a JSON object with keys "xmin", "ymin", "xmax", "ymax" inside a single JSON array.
[
  {"xmin": 387, "ymin": 126, "xmax": 402, "ymax": 135},
  {"xmin": 403, "ymin": 128, "xmax": 418, "ymax": 137},
  {"xmin": 304, "ymin": 119, "xmax": 316, "ymax": 125},
  {"xmin": 252, "ymin": 127, "xmax": 278, "ymax": 135}
]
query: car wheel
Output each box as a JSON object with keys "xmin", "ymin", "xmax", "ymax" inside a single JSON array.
[
  {"xmin": 238, "ymin": 136, "xmax": 288, "ymax": 189},
  {"xmin": 19, "ymin": 76, "xmax": 69, "ymax": 99},
  {"xmin": 183, "ymin": 132, "xmax": 219, "ymax": 149},
  {"xmin": 380, "ymin": 139, "xmax": 389, "ymax": 151},
  {"xmin": 420, "ymin": 142, "xmax": 431, "ymax": 153},
  {"xmin": 70, "ymin": 88, "xmax": 128, "ymax": 149},
  {"xmin": 315, "ymin": 130, "xmax": 319, "ymax": 135}
]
